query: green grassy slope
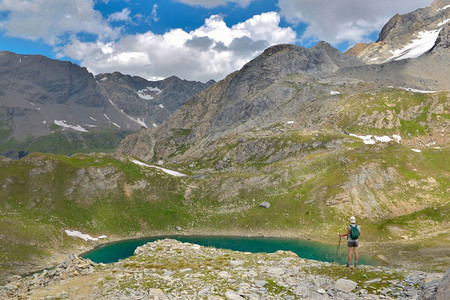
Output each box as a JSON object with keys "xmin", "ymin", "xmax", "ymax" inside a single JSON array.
[{"xmin": 0, "ymin": 87, "xmax": 448, "ymax": 282}]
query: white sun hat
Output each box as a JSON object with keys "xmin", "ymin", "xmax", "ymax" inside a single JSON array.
[{"xmin": 350, "ymin": 216, "xmax": 356, "ymax": 224}]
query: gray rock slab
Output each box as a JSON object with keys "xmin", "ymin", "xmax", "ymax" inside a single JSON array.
[
  {"xmin": 436, "ymin": 268, "xmax": 450, "ymax": 300},
  {"xmin": 225, "ymin": 291, "xmax": 244, "ymax": 300},
  {"xmin": 334, "ymin": 278, "xmax": 358, "ymax": 292},
  {"xmin": 259, "ymin": 202, "xmax": 270, "ymax": 208}
]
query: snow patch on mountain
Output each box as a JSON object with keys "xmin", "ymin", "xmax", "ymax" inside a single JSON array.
[
  {"xmin": 438, "ymin": 18, "xmax": 450, "ymax": 26},
  {"xmin": 401, "ymin": 87, "xmax": 436, "ymax": 93},
  {"xmin": 128, "ymin": 116, "xmax": 147, "ymax": 128},
  {"xmin": 65, "ymin": 230, "xmax": 107, "ymax": 241},
  {"xmin": 387, "ymin": 29, "xmax": 441, "ymax": 61},
  {"xmin": 136, "ymin": 87, "xmax": 162, "ymax": 100},
  {"xmin": 349, "ymin": 134, "xmax": 401, "ymax": 145},
  {"xmin": 437, "ymin": 4, "xmax": 450, "ymax": 11},
  {"xmin": 130, "ymin": 159, "xmax": 187, "ymax": 177},
  {"xmin": 54, "ymin": 120, "xmax": 88, "ymax": 133}
]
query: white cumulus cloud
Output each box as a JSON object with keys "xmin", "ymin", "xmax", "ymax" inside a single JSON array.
[
  {"xmin": 108, "ymin": 8, "xmax": 132, "ymax": 23},
  {"xmin": 278, "ymin": 0, "xmax": 434, "ymax": 45},
  {"xmin": 60, "ymin": 12, "xmax": 296, "ymax": 82},
  {"xmin": 0, "ymin": 0, "xmax": 119, "ymax": 45}
]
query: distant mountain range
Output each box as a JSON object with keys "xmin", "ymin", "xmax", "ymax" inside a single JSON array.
[
  {"xmin": 0, "ymin": 53, "xmax": 213, "ymax": 158},
  {"xmin": 117, "ymin": 0, "xmax": 449, "ymax": 162}
]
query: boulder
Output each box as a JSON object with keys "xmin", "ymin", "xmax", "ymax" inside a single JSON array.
[
  {"xmin": 225, "ymin": 291, "xmax": 244, "ymax": 300},
  {"xmin": 259, "ymin": 202, "xmax": 270, "ymax": 208},
  {"xmin": 334, "ymin": 278, "xmax": 357, "ymax": 292}
]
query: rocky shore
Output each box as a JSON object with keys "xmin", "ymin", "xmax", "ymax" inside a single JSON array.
[{"xmin": 1, "ymin": 239, "xmax": 448, "ymax": 299}]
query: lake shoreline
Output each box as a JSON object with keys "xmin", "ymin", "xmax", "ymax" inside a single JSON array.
[{"xmin": 6, "ymin": 227, "xmax": 448, "ymax": 284}]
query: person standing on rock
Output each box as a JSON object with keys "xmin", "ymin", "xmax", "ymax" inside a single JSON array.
[{"xmin": 338, "ymin": 216, "xmax": 361, "ymax": 267}]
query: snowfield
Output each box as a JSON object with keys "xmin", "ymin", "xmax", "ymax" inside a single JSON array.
[
  {"xmin": 438, "ymin": 18, "xmax": 450, "ymax": 26},
  {"xmin": 64, "ymin": 230, "xmax": 107, "ymax": 241},
  {"xmin": 130, "ymin": 159, "xmax": 187, "ymax": 177},
  {"xmin": 54, "ymin": 120, "xmax": 88, "ymax": 133},
  {"xmin": 401, "ymin": 87, "xmax": 436, "ymax": 94},
  {"xmin": 387, "ymin": 29, "xmax": 441, "ymax": 61},
  {"xmin": 136, "ymin": 87, "xmax": 162, "ymax": 100},
  {"xmin": 349, "ymin": 134, "xmax": 401, "ymax": 145},
  {"xmin": 437, "ymin": 4, "xmax": 450, "ymax": 11}
]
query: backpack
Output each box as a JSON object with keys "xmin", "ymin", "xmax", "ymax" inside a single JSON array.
[{"xmin": 349, "ymin": 224, "xmax": 359, "ymax": 240}]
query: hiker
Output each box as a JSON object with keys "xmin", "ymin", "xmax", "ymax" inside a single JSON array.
[{"xmin": 338, "ymin": 216, "xmax": 361, "ymax": 267}]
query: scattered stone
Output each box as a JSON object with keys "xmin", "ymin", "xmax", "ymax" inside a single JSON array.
[
  {"xmin": 218, "ymin": 271, "xmax": 230, "ymax": 279},
  {"xmin": 268, "ymin": 267, "xmax": 285, "ymax": 276},
  {"xmin": 230, "ymin": 260, "xmax": 244, "ymax": 267},
  {"xmin": 365, "ymin": 278, "xmax": 382, "ymax": 284},
  {"xmin": 149, "ymin": 288, "xmax": 168, "ymax": 299},
  {"xmin": 7, "ymin": 275, "xmax": 21, "ymax": 283},
  {"xmin": 225, "ymin": 291, "xmax": 244, "ymax": 300},
  {"xmin": 1, "ymin": 239, "xmax": 442, "ymax": 300},
  {"xmin": 259, "ymin": 202, "xmax": 270, "ymax": 208},
  {"xmin": 254, "ymin": 280, "xmax": 267, "ymax": 287}
]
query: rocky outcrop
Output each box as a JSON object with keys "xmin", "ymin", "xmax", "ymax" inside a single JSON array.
[{"xmin": 417, "ymin": 269, "xmax": 450, "ymax": 300}]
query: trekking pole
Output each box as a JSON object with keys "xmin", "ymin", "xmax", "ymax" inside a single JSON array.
[{"xmin": 334, "ymin": 235, "xmax": 342, "ymax": 263}]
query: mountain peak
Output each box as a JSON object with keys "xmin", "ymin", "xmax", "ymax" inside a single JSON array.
[{"xmin": 346, "ymin": 0, "xmax": 450, "ymax": 64}]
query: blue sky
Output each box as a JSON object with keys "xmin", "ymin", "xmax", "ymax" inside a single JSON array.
[{"xmin": 0, "ymin": 0, "xmax": 434, "ymax": 81}]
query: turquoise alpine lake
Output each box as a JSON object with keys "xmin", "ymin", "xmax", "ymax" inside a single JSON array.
[{"xmin": 82, "ymin": 236, "xmax": 378, "ymax": 266}]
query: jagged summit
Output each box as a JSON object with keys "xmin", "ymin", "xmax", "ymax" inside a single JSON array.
[
  {"xmin": 346, "ymin": 0, "xmax": 450, "ymax": 64},
  {"xmin": 242, "ymin": 42, "xmax": 363, "ymax": 79}
]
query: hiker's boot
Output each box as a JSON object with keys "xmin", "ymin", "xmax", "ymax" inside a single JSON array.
[
  {"xmin": 354, "ymin": 262, "xmax": 357, "ymax": 268},
  {"xmin": 346, "ymin": 263, "xmax": 350, "ymax": 267}
]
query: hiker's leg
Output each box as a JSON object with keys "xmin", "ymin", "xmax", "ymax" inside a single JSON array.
[
  {"xmin": 354, "ymin": 247, "xmax": 358, "ymax": 265},
  {"xmin": 347, "ymin": 247, "xmax": 352, "ymax": 265}
]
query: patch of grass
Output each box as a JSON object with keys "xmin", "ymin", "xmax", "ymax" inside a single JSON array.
[
  {"xmin": 310, "ymin": 264, "xmax": 406, "ymax": 293},
  {"xmin": 400, "ymin": 120, "xmax": 427, "ymax": 135},
  {"xmin": 171, "ymin": 128, "xmax": 192, "ymax": 138}
]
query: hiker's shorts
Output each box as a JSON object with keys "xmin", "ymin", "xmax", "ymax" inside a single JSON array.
[{"xmin": 347, "ymin": 241, "xmax": 359, "ymax": 247}]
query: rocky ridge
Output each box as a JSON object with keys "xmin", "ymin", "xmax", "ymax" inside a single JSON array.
[
  {"xmin": 96, "ymin": 73, "xmax": 214, "ymax": 129},
  {"xmin": 1, "ymin": 239, "xmax": 449, "ymax": 300}
]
